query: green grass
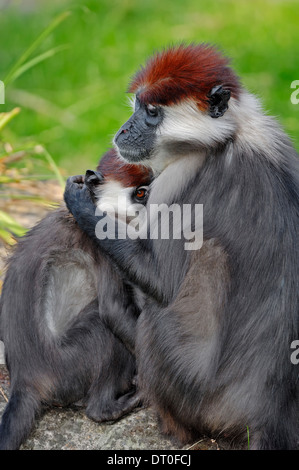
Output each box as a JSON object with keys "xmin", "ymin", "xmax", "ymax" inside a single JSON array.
[{"xmin": 0, "ymin": 0, "xmax": 298, "ymax": 175}]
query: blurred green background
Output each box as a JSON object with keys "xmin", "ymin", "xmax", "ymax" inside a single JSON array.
[{"xmin": 0, "ymin": 0, "xmax": 298, "ymax": 175}]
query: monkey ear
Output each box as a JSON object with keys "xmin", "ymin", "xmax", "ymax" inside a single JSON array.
[{"xmin": 208, "ymin": 85, "xmax": 231, "ymax": 118}]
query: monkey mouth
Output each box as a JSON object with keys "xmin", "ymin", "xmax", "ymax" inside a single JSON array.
[{"xmin": 116, "ymin": 145, "xmax": 150, "ymax": 163}]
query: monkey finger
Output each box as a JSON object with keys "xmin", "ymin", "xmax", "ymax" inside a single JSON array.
[
  {"xmin": 65, "ymin": 175, "xmax": 85, "ymax": 190},
  {"xmin": 84, "ymin": 169, "xmax": 104, "ymax": 188},
  {"xmin": 69, "ymin": 174, "xmax": 85, "ymax": 184}
]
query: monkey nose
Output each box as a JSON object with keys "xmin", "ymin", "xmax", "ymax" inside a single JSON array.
[{"xmin": 114, "ymin": 120, "xmax": 133, "ymax": 144}]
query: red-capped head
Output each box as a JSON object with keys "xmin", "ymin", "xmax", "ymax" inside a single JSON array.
[
  {"xmin": 97, "ymin": 148, "xmax": 153, "ymax": 187},
  {"xmin": 114, "ymin": 43, "xmax": 242, "ymax": 170},
  {"xmin": 128, "ymin": 43, "xmax": 241, "ymax": 111}
]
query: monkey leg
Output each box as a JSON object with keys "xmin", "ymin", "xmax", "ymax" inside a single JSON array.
[
  {"xmin": 85, "ymin": 332, "xmax": 142, "ymax": 423},
  {"xmin": 0, "ymin": 389, "xmax": 41, "ymax": 450},
  {"xmin": 50, "ymin": 288, "xmax": 141, "ymax": 422}
]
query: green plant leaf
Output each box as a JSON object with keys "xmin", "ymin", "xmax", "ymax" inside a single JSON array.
[
  {"xmin": 0, "ymin": 108, "xmax": 21, "ymax": 132},
  {"xmin": 247, "ymin": 426, "xmax": 250, "ymax": 450},
  {"xmin": 34, "ymin": 146, "xmax": 65, "ymax": 189},
  {"xmin": 4, "ymin": 10, "xmax": 71, "ymax": 86},
  {"xmin": 0, "ymin": 210, "xmax": 27, "ymax": 244},
  {"xmin": 0, "ymin": 228, "xmax": 15, "ymax": 245},
  {"xmin": 6, "ymin": 45, "xmax": 70, "ymax": 85}
]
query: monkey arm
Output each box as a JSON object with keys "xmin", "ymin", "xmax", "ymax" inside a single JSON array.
[
  {"xmin": 64, "ymin": 177, "xmax": 188, "ymax": 305},
  {"xmin": 97, "ymin": 269, "xmax": 140, "ymax": 354}
]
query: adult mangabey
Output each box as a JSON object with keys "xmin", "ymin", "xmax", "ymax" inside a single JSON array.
[
  {"xmin": 0, "ymin": 149, "xmax": 152, "ymax": 450},
  {"xmin": 64, "ymin": 44, "xmax": 299, "ymax": 450}
]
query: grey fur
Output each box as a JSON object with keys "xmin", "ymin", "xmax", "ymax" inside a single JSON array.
[
  {"xmin": 64, "ymin": 88, "xmax": 299, "ymax": 449},
  {"xmin": 0, "ymin": 166, "xmax": 150, "ymax": 450}
]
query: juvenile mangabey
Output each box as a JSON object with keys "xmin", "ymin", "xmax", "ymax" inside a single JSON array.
[
  {"xmin": 64, "ymin": 44, "xmax": 299, "ymax": 450},
  {"xmin": 0, "ymin": 149, "xmax": 152, "ymax": 450}
]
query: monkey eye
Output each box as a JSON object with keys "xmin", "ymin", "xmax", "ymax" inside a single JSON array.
[
  {"xmin": 146, "ymin": 104, "xmax": 158, "ymax": 117},
  {"xmin": 133, "ymin": 185, "xmax": 148, "ymax": 202}
]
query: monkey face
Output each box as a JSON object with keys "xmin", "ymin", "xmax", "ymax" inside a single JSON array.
[
  {"xmin": 114, "ymin": 90, "xmax": 235, "ymax": 174},
  {"xmin": 114, "ymin": 96, "xmax": 164, "ymax": 163}
]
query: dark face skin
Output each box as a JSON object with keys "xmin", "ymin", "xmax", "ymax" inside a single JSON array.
[
  {"xmin": 114, "ymin": 86, "xmax": 231, "ymax": 163},
  {"xmin": 114, "ymin": 97, "xmax": 164, "ymax": 163}
]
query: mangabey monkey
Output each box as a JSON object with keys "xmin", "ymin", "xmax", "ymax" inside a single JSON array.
[
  {"xmin": 64, "ymin": 44, "xmax": 299, "ymax": 450},
  {"xmin": 0, "ymin": 149, "xmax": 152, "ymax": 450}
]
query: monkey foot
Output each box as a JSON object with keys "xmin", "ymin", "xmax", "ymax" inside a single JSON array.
[{"xmin": 85, "ymin": 391, "xmax": 143, "ymax": 423}]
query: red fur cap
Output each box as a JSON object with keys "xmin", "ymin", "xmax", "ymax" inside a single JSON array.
[
  {"xmin": 97, "ymin": 148, "xmax": 153, "ymax": 187},
  {"xmin": 128, "ymin": 43, "xmax": 241, "ymax": 110}
]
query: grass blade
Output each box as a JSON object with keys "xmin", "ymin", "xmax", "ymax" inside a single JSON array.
[
  {"xmin": 0, "ymin": 210, "xmax": 27, "ymax": 244},
  {"xmin": 0, "ymin": 108, "xmax": 21, "ymax": 132},
  {"xmin": 4, "ymin": 10, "xmax": 71, "ymax": 86},
  {"xmin": 35, "ymin": 145, "xmax": 65, "ymax": 189},
  {"xmin": 7, "ymin": 89, "xmax": 80, "ymax": 129},
  {"xmin": 247, "ymin": 426, "xmax": 250, "ymax": 450},
  {"xmin": 7, "ymin": 45, "xmax": 69, "ymax": 85},
  {"xmin": 0, "ymin": 228, "xmax": 15, "ymax": 244}
]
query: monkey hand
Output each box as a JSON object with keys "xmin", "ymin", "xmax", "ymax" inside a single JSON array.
[{"xmin": 64, "ymin": 175, "xmax": 97, "ymax": 222}]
